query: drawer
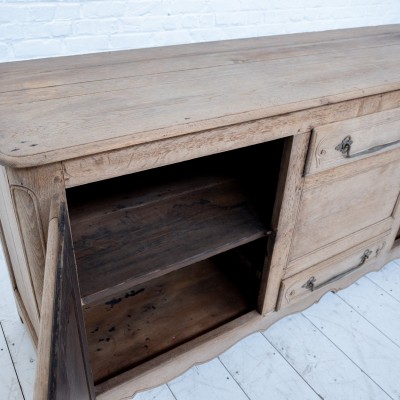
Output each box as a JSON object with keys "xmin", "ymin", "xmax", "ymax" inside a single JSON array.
[
  {"xmin": 306, "ymin": 108, "xmax": 400, "ymax": 175},
  {"xmin": 278, "ymin": 235, "xmax": 388, "ymax": 309}
]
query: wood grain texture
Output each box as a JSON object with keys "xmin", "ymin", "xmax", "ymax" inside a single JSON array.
[
  {"xmin": 259, "ymin": 133, "xmax": 311, "ymax": 315},
  {"xmin": 288, "ymin": 156, "xmax": 400, "ymax": 271},
  {"xmin": 0, "ymin": 167, "xmax": 40, "ymax": 335},
  {"xmin": 10, "ymin": 187, "xmax": 46, "ymax": 314},
  {"xmin": 306, "ymin": 107, "xmax": 400, "ymax": 175},
  {"xmin": 1, "ymin": 26, "xmax": 400, "ymax": 167},
  {"xmin": 85, "ymin": 251, "xmax": 258, "ymax": 384},
  {"xmin": 3, "ymin": 165, "xmax": 65, "ymax": 342},
  {"xmin": 95, "ymin": 251, "xmax": 392, "ymax": 400},
  {"xmin": 63, "ymin": 90, "xmax": 400, "ymax": 188},
  {"xmin": 68, "ymin": 143, "xmax": 280, "ymax": 304},
  {"xmin": 278, "ymin": 233, "xmax": 389, "ymax": 309},
  {"xmin": 71, "ymin": 179, "xmax": 268, "ymax": 304},
  {"xmin": 34, "ymin": 198, "xmax": 95, "ymax": 400}
]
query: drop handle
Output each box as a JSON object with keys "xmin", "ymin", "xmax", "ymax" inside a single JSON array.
[
  {"xmin": 335, "ymin": 136, "xmax": 400, "ymax": 159},
  {"xmin": 302, "ymin": 249, "xmax": 373, "ymax": 292}
]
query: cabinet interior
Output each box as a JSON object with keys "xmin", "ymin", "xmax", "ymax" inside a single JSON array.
[
  {"xmin": 66, "ymin": 138, "xmax": 284, "ymax": 385},
  {"xmin": 393, "ymin": 227, "xmax": 400, "ymax": 250}
]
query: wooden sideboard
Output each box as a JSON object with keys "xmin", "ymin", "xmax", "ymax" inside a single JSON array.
[{"xmin": 1, "ymin": 25, "xmax": 400, "ymax": 400}]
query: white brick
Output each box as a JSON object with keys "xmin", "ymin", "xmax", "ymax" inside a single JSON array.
[
  {"xmin": 170, "ymin": 0, "xmax": 209, "ymax": 15},
  {"xmin": 64, "ymin": 35, "xmax": 109, "ymax": 53},
  {"xmin": 0, "ymin": 4, "xmax": 30, "ymax": 23},
  {"xmin": 246, "ymin": 12, "xmax": 265, "ymax": 25},
  {"xmin": 208, "ymin": 0, "xmax": 241, "ymax": 12},
  {"xmin": 0, "ymin": 23, "xmax": 26, "ymax": 40},
  {"xmin": 0, "ymin": 23, "xmax": 50, "ymax": 40},
  {"xmin": 27, "ymin": 4, "xmax": 56, "ymax": 22},
  {"xmin": 1, "ymin": 0, "xmax": 400, "ymax": 63},
  {"xmin": 198, "ymin": 14, "xmax": 215, "ymax": 28},
  {"xmin": 181, "ymin": 15, "xmax": 200, "ymax": 29},
  {"xmin": 222, "ymin": 25, "xmax": 260, "ymax": 39},
  {"xmin": 216, "ymin": 13, "xmax": 244, "ymax": 27},
  {"xmin": 82, "ymin": 2, "xmax": 125, "ymax": 18},
  {"xmin": 74, "ymin": 19, "xmax": 119, "ymax": 35},
  {"xmin": 188, "ymin": 28, "xmax": 227, "ymax": 42},
  {"xmin": 122, "ymin": 16, "xmax": 180, "ymax": 33},
  {"xmin": 55, "ymin": 4, "xmax": 81, "ymax": 21},
  {"xmin": 240, "ymin": 0, "xmax": 269, "ymax": 11},
  {"xmin": 109, "ymin": 33, "xmax": 155, "ymax": 49},
  {"xmin": 0, "ymin": 42, "xmax": 10, "ymax": 61},
  {"xmin": 125, "ymin": 1, "xmax": 168, "ymax": 17},
  {"xmin": 48, "ymin": 21, "xmax": 73, "ymax": 37},
  {"xmin": 152, "ymin": 29, "xmax": 193, "ymax": 45},
  {"xmin": 13, "ymin": 39, "xmax": 62, "ymax": 59}
]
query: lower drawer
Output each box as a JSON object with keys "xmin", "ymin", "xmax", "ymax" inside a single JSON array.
[{"xmin": 277, "ymin": 234, "xmax": 389, "ymax": 309}]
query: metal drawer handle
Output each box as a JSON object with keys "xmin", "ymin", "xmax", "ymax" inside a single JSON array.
[
  {"xmin": 302, "ymin": 249, "xmax": 373, "ymax": 292},
  {"xmin": 335, "ymin": 136, "xmax": 400, "ymax": 159}
]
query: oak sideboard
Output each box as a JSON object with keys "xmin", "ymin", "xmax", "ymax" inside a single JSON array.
[{"xmin": 1, "ymin": 25, "xmax": 400, "ymax": 400}]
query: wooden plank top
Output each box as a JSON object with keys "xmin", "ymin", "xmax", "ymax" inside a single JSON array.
[{"xmin": 1, "ymin": 24, "xmax": 400, "ymax": 168}]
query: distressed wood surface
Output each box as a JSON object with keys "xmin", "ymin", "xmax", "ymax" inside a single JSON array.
[
  {"xmin": 259, "ymin": 133, "xmax": 311, "ymax": 314},
  {"xmin": 1, "ymin": 248, "xmax": 399, "ymax": 400},
  {"xmin": 34, "ymin": 199, "xmax": 95, "ymax": 400},
  {"xmin": 288, "ymin": 156, "xmax": 400, "ymax": 272},
  {"xmin": 85, "ymin": 253, "xmax": 258, "ymax": 384},
  {"xmin": 279, "ymin": 234, "xmax": 389, "ymax": 309},
  {"xmin": 306, "ymin": 107, "xmax": 400, "ymax": 175},
  {"xmin": 70, "ymin": 178, "xmax": 268, "ymax": 304},
  {"xmin": 0, "ymin": 167, "xmax": 40, "ymax": 335},
  {"xmin": 1, "ymin": 25, "xmax": 400, "ymax": 167},
  {"xmin": 62, "ymin": 91, "xmax": 400, "ymax": 188}
]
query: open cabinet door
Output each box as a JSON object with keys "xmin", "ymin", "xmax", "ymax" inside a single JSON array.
[{"xmin": 34, "ymin": 196, "xmax": 95, "ymax": 400}]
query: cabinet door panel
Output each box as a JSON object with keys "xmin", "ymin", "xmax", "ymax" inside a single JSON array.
[
  {"xmin": 34, "ymin": 197, "xmax": 94, "ymax": 400},
  {"xmin": 287, "ymin": 159, "xmax": 400, "ymax": 273}
]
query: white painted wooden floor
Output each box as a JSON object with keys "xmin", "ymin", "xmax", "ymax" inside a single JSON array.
[{"xmin": 1, "ymin": 244, "xmax": 400, "ymax": 400}]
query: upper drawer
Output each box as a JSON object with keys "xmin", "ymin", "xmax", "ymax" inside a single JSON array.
[{"xmin": 306, "ymin": 108, "xmax": 400, "ymax": 175}]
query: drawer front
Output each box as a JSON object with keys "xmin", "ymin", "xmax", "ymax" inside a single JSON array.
[
  {"xmin": 287, "ymin": 158, "xmax": 400, "ymax": 275},
  {"xmin": 306, "ymin": 108, "xmax": 400, "ymax": 175},
  {"xmin": 278, "ymin": 235, "xmax": 388, "ymax": 309}
]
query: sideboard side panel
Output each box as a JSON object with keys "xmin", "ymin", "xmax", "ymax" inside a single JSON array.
[
  {"xmin": 1, "ymin": 163, "xmax": 65, "ymax": 341},
  {"xmin": 0, "ymin": 166, "xmax": 40, "ymax": 335}
]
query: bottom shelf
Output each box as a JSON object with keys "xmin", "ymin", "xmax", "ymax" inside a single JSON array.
[{"xmin": 83, "ymin": 246, "xmax": 261, "ymax": 384}]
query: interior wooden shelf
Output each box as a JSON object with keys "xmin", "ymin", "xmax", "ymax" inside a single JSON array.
[
  {"xmin": 70, "ymin": 175, "xmax": 269, "ymax": 304},
  {"xmin": 83, "ymin": 248, "xmax": 259, "ymax": 384},
  {"xmin": 67, "ymin": 140, "xmax": 283, "ymax": 305}
]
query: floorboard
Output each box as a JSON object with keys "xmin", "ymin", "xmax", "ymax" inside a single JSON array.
[
  {"xmin": 0, "ymin": 323, "xmax": 23, "ymax": 400},
  {"xmin": 337, "ymin": 276, "xmax": 400, "ymax": 347},
  {"xmin": 1, "ymin": 245, "xmax": 400, "ymax": 400},
  {"xmin": 367, "ymin": 260, "xmax": 400, "ymax": 302},
  {"xmin": 219, "ymin": 333, "xmax": 320, "ymax": 400},
  {"xmin": 264, "ymin": 313, "xmax": 391, "ymax": 400},
  {"xmin": 168, "ymin": 358, "xmax": 249, "ymax": 400},
  {"xmin": 303, "ymin": 291, "xmax": 400, "ymax": 399}
]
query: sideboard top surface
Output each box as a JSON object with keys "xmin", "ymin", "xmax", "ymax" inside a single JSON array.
[{"xmin": 1, "ymin": 24, "xmax": 400, "ymax": 168}]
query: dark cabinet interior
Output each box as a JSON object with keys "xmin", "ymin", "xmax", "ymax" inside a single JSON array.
[{"xmin": 66, "ymin": 138, "xmax": 284, "ymax": 384}]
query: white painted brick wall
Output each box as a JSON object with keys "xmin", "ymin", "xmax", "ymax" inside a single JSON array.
[{"xmin": 0, "ymin": 0, "xmax": 399, "ymax": 62}]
